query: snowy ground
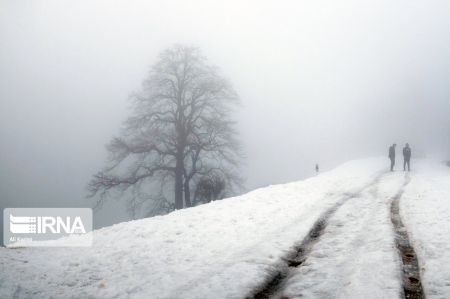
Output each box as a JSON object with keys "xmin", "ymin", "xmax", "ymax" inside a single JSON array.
[
  {"xmin": 401, "ymin": 160, "xmax": 450, "ymax": 298},
  {"xmin": 277, "ymin": 172, "xmax": 406, "ymax": 299},
  {"xmin": 0, "ymin": 158, "xmax": 449, "ymax": 298}
]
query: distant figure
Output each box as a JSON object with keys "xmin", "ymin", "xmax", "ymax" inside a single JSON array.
[
  {"xmin": 403, "ymin": 143, "xmax": 411, "ymax": 171},
  {"xmin": 389, "ymin": 143, "xmax": 397, "ymax": 171},
  {"xmin": 315, "ymin": 163, "xmax": 319, "ymax": 174}
]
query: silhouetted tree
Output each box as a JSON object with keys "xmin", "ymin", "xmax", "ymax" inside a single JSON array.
[
  {"xmin": 193, "ymin": 172, "xmax": 227, "ymax": 205},
  {"xmin": 87, "ymin": 45, "xmax": 242, "ymax": 217}
]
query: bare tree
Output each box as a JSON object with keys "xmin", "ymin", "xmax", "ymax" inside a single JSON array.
[{"xmin": 87, "ymin": 45, "xmax": 242, "ymax": 217}]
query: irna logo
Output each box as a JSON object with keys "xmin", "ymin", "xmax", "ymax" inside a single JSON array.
[
  {"xmin": 4, "ymin": 208, "xmax": 92, "ymax": 247},
  {"xmin": 10, "ymin": 214, "xmax": 86, "ymax": 234}
]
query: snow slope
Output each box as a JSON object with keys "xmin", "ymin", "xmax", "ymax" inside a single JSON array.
[
  {"xmin": 278, "ymin": 172, "xmax": 406, "ymax": 298},
  {"xmin": 401, "ymin": 160, "xmax": 450, "ymax": 298},
  {"xmin": 0, "ymin": 158, "xmax": 448, "ymax": 298}
]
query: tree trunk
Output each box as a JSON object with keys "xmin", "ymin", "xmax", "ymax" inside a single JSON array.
[
  {"xmin": 184, "ymin": 178, "xmax": 192, "ymax": 207},
  {"xmin": 174, "ymin": 153, "xmax": 184, "ymax": 209}
]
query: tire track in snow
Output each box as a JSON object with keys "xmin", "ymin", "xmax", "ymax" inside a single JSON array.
[
  {"xmin": 246, "ymin": 172, "xmax": 385, "ymax": 299},
  {"xmin": 390, "ymin": 174, "xmax": 425, "ymax": 299}
]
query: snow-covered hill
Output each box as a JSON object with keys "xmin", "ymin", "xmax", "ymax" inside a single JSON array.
[{"xmin": 1, "ymin": 158, "xmax": 449, "ymax": 298}]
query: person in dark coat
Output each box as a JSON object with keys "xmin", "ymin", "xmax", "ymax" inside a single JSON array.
[
  {"xmin": 389, "ymin": 143, "xmax": 396, "ymax": 171},
  {"xmin": 403, "ymin": 143, "xmax": 411, "ymax": 171}
]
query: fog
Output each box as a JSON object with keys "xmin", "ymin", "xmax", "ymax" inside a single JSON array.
[{"xmin": 1, "ymin": 0, "xmax": 449, "ymax": 239}]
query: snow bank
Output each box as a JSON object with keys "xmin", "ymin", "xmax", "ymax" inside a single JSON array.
[
  {"xmin": 401, "ymin": 160, "xmax": 450, "ymax": 298},
  {"xmin": 0, "ymin": 158, "xmax": 386, "ymax": 298},
  {"xmin": 279, "ymin": 171, "xmax": 407, "ymax": 299}
]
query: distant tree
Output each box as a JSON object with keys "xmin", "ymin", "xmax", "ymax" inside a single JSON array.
[
  {"xmin": 193, "ymin": 172, "xmax": 227, "ymax": 205},
  {"xmin": 87, "ymin": 45, "xmax": 242, "ymax": 217}
]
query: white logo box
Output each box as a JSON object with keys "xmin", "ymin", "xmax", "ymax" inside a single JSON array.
[{"xmin": 4, "ymin": 208, "xmax": 93, "ymax": 247}]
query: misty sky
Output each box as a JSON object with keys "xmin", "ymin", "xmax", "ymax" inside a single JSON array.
[{"xmin": 1, "ymin": 0, "xmax": 449, "ymax": 233}]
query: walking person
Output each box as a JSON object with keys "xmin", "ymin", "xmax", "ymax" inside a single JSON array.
[
  {"xmin": 403, "ymin": 143, "xmax": 411, "ymax": 171},
  {"xmin": 389, "ymin": 143, "xmax": 396, "ymax": 171},
  {"xmin": 315, "ymin": 163, "xmax": 319, "ymax": 174}
]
